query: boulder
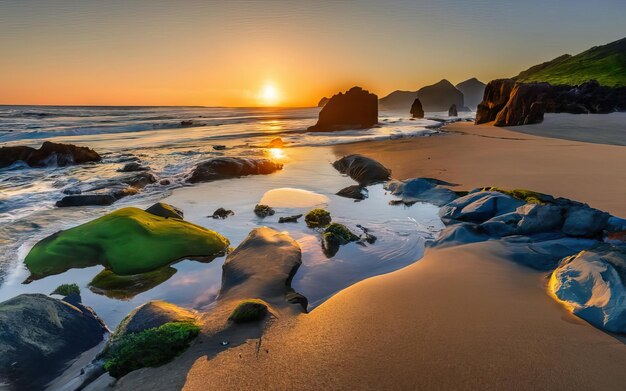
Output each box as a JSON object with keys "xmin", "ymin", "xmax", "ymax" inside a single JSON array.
[
  {"xmin": 0, "ymin": 141, "xmax": 101, "ymax": 169},
  {"xmin": 475, "ymin": 79, "xmax": 516, "ymax": 124},
  {"xmin": 305, "ymin": 209, "xmax": 332, "ymax": 228},
  {"xmin": 254, "ymin": 204, "xmax": 275, "ymax": 217},
  {"xmin": 0, "ymin": 294, "xmax": 107, "ymax": 389},
  {"xmin": 410, "ymin": 98, "xmax": 424, "ymax": 118},
  {"xmin": 211, "ymin": 207, "xmax": 234, "ymax": 219},
  {"xmin": 145, "ymin": 202, "xmax": 184, "ymax": 219},
  {"xmin": 308, "ymin": 87, "xmax": 378, "ymax": 132},
  {"xmin": 550, "ymin": 245, "xmax": 626, "ymax": 333},
  {"xmin": 607, "ymin": 216, "xmax": 626, "ymax": 233},
  {"xmin": 332, "ymin": 154, "xmax": 391, "ymax": 186},
  {"xmin": 24, "ymin": 207, "xmax": 229, "ymax": 280},
  {"xmin": 56, "ymin": 194, "xmax": 117, "ymax": 207},
  {"xmin": 336, "ymin": 185, "xmax": 368, "ymax": 200},
  {"xmin": 278, "ymin": 214, "xmax": 303, "ymax": 223},
  {"xmin": 186, "ymin": 157, "xmax": 283, "ymax": 184},
  {"xmin": 385, "ymin": 178, "xmax": 458, "ymax": 206},
  {"xmin": 481, "ymin": 203, "xmax": 564, "ymax": 237},
  {"xmin": 562, "ymin": 206, "xmax": 610, "ymax": 238},
  {"xmin": 219, "ymin": 227, "xmax": 307, "ymax": 312},
  {"xmin": 56, "ymin": 172, "xmax": 157, "ymax": 207},
  {"xmin": 113, "ymin": 301, "xmax": 196, "ymax": 338},
  {"xmin": 494, "ymin": 82, "xmax": 550, "ymax": 126},
  {"xmin": 448, "ymin": 104, "xmax": 458, "ymax": 117},
  {"xmin": 439, "ymin": 191, "xmax": 525, "ymax": 224}
]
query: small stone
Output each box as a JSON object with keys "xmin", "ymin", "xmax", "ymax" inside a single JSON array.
[
  {"xmin": 212, "ymin": 145, "xmax": 227, "ymax": 150},
  {"xmin": 254, "ymin": 204, "xmax": 275, "ymax": 218},
  {"xmin": 211, "ymin": 208, "xmax": 234, "ymax": 219},
  {"xmin": 279, "ymin": 214, "xmax": 303, "ymax": 223}
]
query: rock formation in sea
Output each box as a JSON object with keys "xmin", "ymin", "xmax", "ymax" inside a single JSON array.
[
  {"xmin": 317, "ymin": 97, "xmax": 329, "ymax": 107},
  {"xmin": 332, "ymin": 154, "xmax": 391, "ymax": 186},
  {"xmin": 410, "ymin": 98, "xmax": 424, "ymax": 118},
  {"xmin": 455, "ymin": 78, "xmax": 487, "ymax": 110},
  {"xmin": 186, "ymin": 157, "xmax": 283, "ymax": 183},
  {"xmin": 0, "ymin": 141, "xmax": 101, "ymax": 168},
  {"xmin": 448, "ymin": 104, "xmax": 458, "ymax": 117},
  {"xmin": 308, "ymin": 87, "xmax": 378, "ymax": 132}
]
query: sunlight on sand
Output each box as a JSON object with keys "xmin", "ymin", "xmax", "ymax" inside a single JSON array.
[{"xmin": 259, "ymin": 187, "xmax": 329, "ymax": 208}]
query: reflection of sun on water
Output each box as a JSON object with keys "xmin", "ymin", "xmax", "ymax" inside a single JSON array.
[
  {"xmin": 258, "ymin": 82, "xmax": 281, "ymax": 106},
  {"xmin": 268, "ymin": 147, "xmax": 286, "ymax": 160}
]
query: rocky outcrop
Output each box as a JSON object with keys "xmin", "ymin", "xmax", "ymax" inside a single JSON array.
[
  {"xmin": 113, "ymin": 301, "xmax": 196, "ymax": 338},
  {"xmin": 0, "ymin": 294, "xmax": 107, "ymax": 389},
  {"xmin": 455, "ymin": 78, "xmax": 486, "ymax": 110},
  {"xmin": 477, "ymin": 79, "xmax": 626, "ymax": 126},
  {"xmin": 332, "ymin": 154, "xmax": 391, "ymax": 186},
  {"xmin": 219, "ymin": 227, "xmax": 307, "ymax": 312},
  {"xmin": 417, "ymin": 79, "xmax": 464, "ymax": 112},
  {"xmin": 308, "ymin": 87, "xmax": 378, "ymax": 132},
  {"xmin": 448, "ymin": 104, "xmax": 458, "ymax": 117},
  {"xmin": 475, "ymin": 79, "xmax": 516, "ymax": 124},
  {"xmin": 317, "ymin": 97, "xmax": 329, "ymax": 107},
  {"xmin": 0, "ymin": 141, "xmax": 101, "ymax": 169},
  {"xmin": 410, "ymin": 98, "xmax": 424, "ymax": 118},
  {"xmin": 186, "ymin": 157, "xmax": 283, "ymax": 183},
  {"xmin": 550, "ymin": 245, "xmax": 626, "ymax": 333},
  {"xmin": 56, "ymin": 172, "xmax": 157, "ymax": 207}
]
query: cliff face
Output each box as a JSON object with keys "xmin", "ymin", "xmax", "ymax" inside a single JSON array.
[
  {"xmin": 476, "ymin": 79, "xmax": 626, "ymax": 127},
  {"xmin": 308, "ymin": 87, "xmax": 378, "ymax": 132}
]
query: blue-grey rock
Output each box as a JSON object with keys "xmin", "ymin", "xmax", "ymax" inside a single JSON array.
[
  {"xmin": 429, "ymin": 223, "xmax": 490, "ymax": 248},
  {"xmin": 439, "ymin": 191, "xmax": 525, "ymax": 223},
  {"xmin": 562, "ymin": 206, "xmax": 610, "ymax": 237},
  {"xmin": 501, "ymin": 235, "xmax": 599, "ymax": 270},
  {"xmin": 607, "ymin": 216, "xmax": 626, "ymax": 233},
  {"xmin": 386, "ymin": 178, "xmax": 458, "ymax": 206}
]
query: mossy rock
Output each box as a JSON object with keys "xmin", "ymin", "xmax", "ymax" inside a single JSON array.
[
  {"xmin": 322, "ymin": 223, "xmax": 358, "ymax": 257},
  {"xmin": 228, "ymin": 299, "xmax": 269, "ymax": 323},
  {"xmin": 51, "ymin": 283, "xmax": 80, "ymax": 296},
  {"xmin": 305, "ymin": 208, "xmax": 332, "ymax": 228},
  {"xmin": 481, "ymin": 187, "xmax": 546, "ymax": 205},
  {"xmin": 24, "ymin": 207, "xmax": 229, "ymax": 281},
  {"xmin": 89, "ymin": 267, "xmax": 177, "ymax": 300},
  {"xmin": 102, "ymin": 321, "xmax": 200, "ymax": 378}
]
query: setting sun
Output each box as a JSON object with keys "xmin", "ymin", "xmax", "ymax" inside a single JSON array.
[{"xmin": 258, "ymin": 83, "xmax": 281, "ymax": 106}]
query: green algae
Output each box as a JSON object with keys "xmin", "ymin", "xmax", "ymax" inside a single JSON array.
[
  {"xmin": 228, "ymin": 299, "xmax": 268, "ymax": 323},
  {"xmin": 89, "ymin": 267, "xmax": 177, "ymax": 300}
]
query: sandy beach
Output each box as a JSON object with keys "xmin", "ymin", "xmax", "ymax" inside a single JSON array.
[{"xmin": 105, "ymin": 115, "xmax": 626, "ymax": 390}]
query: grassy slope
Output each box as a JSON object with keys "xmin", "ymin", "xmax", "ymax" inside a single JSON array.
[{"xmin": 515, "ymin": 37, "xmax": 626, "ymax": 87}]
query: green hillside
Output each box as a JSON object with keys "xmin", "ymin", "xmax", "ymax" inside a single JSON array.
[{"xmin": 515, "ymin": 37, "xmax": 626, "ymax": 87}]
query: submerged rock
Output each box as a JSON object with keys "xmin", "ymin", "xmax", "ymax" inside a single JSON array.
[
  {"xmin": 279, "ymin": 214, "xmax": 303, "ymax": 223},
  {"xmin": 89, "ymin": 267, "xmax": 177, "ymax": 300},
  {"xmin": 0, "ymin": 141, "xmax": 101, "ymax": 169},
  {"xmin": 24, "ymin": 207, "xmax": 229, "ymax": 281},
  {"xmin": 385, "ymin": 178, "xmax": 458, "ymax": 206},
  {"xmin": 332, "ymin": 154, "xmax": 391, "ymax": 186},
  {"xmin": 551, "ymin": 245, "xmax": 626, "ymax": 333},
  {"xmin": 186, "ymin": 157, "xmax": 283, "ymax": 184},
  {"xmin": 322, "ymin": 223, "xmax": 359, "ymax": 257},
  {"xmin": 211, "ymin": 207, "xmax": 234, "ymax": 219},
  {"xmin": 118, "ymin": 162, "xmax": 149, "ymax": 172},
  {"xmin": 308, "ymin": 87, "xmax": 378, "ymax": 132},
  {"xmin": 336, "ymin": 185, "xmax": 368, "ymax": 200},
  {"xmin": 0, "ymin": 294, "xmax": 107, "ymax": 389},
  {"xmin": 254, "ymin": 204, "xmax": 275, "ymax": 218},
  {"xmin": 56, "ymin": 194, "xmax": 117, "ymax": 207},
  {"xmin": 219, "ymin": 227, "xmax": 307, "ymax": 312}
]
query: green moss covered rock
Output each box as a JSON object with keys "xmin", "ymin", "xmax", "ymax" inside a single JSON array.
[
  {"xmin": 305, "ymin": 208, "xmax": 332, "ymax": 228},
  {"xmin": 24, "ymin": 207, "xmax": 229, "ymax": 281},
  {"xmin": 322, "ymin": 223, "xmax": 358, "ymax": 257},
  {"xmin": 51, "ymin": 283, "xmax": 80, "ymax": 296},
  {"xmin": 228, "ymin": 299, "xmax": 268, "ymax": 323},
  {"xmin": 102, "ymin": 321, "xmax": 200, "ymax": 378},
  {"xmin": 89, "ymin": 267, "xmax": 177, "ymax": 300}
]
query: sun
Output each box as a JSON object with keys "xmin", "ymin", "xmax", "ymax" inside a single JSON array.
[{"xmin": 258, "ymin": 83, "xmax": 281, "ymax": 106}]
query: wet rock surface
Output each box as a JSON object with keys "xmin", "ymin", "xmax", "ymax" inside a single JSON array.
[
  {"xmin": 186, "ymin": 157, "xmax": 283, "ymax": 184},
  {"xmin": 0, "ymin": 141, "xmax": 101, "ymax": 168},
  {"xmin": 332, "ymin": 154, "xmax": 391, "ymax": 186}
]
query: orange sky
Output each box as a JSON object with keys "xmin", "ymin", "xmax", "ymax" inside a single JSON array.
[{"xmin": 1, "ymin": 1, "xmax": 624, "ymax": 107}]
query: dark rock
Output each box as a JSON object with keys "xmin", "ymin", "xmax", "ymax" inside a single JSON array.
[
  {"xmin": 455, "ymin": 78, "xmax": 487, "ymax": 110},
  {"xmin": 317, "ymin": 97, "xmax": 329, "ymax": 107},
  {"xmin": 322, "ymin": 223, "xmax": 359, "ymax": 257},
  {"xmin": 562, "ymin": 206, "xmax": 610, "ymax": 238},
  {"xmin": 279, "ymin": 214, "xmax": 303, "ymax": 223},
  {"xmin": 332, "ymin": 154, "xmax": 391, "ymax": 186},
  {"xmin": 439, "ymin": 191, "xmax": 525, "ymax": 223},
  {"xmin": 502, "ymin": 234, "xmax": 599, "ymax": 270},
  {"xmin": 211, "ymin": 207, "xmax": 234, "ymax": 219},
  {"xmin": 159, "ymin": 179, "xmax": 171, "ymax": 185},
  {"xmin": 180, "ymin": 120, "xmax": 193, "ymax": 126},
  {"xmin": 429, "ymin": 223, "xmax": 490, "ymax": 248},
  {"xmin": 123, "ymin": 172, "xmax": 157, "ymax": 188},
  {"xmin": 475, "ymin": 79, "xmax": 516, "ymax": 124},
  {"xmin": 212, "ymin": 145, "xmax": 226, "ymax": 150},
  {"xmin": 448, "ymin": 104, "xmax": 458, "ymax": 117},
  {"xmin": 56, "ymin": 194, "xmax": 117, "ymax": 207},
  {"xmin": 113, "ymin": 300, "xmax": 196, "ymax": 338},
  {"xmin": 0, "ymin": 141, "xmax": 101, "ymax": 169},
  {"xmin": 494, "ymin": 82, "xmax": 551, "ymax": 126},
  {"xmin": 416, "ymin": 79, "xmax": 464, "ymax": 112},
  {"xmin": 118, "ymin": 162, "xmax": 149, "ymax": 172},
  {"xmin": 0, "ymin": 294, "xmax": 107, "ymax": 389},
  {"xmin": 336, "ymin": 185, "xmax": 368, "ymax": 200},
  {"xmin": 305, "ymin": 208, "xmax": 332, "ymax": 228},
  {"xmin": 145, "ymin": 202, "xmax": 184, "ymax": 219},
  {"xmin": 308, "ymin": 87, "xmax": 378, "ymax": 132},
  {"xmin": 410, "ymin": 98, "xmax": 424, "ymax": 118},
  {"xmin": 385, "ymin": 178, "xmax": 458, "ymax": 206},
  {"xmin": 219, "ymin": 227, "xmax": 306, "ymax": 312},
  {"xmin": 186, "ymin": 157, "xmax": 283, "ymax": 184},
  {"xmin": 254, "ymin": 204, "xmax": 275, "ymax": 218}
]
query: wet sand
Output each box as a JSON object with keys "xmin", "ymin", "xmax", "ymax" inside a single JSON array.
[{"xmin": 334, "ymin": 120, "xmax": 626, "ymax": 217}]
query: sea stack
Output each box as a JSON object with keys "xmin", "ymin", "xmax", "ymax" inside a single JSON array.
[
  {"xmin": 410, "ymin": 98, "xmax": 424, "ymax": 118},
  {"xmin": 308, "ymin": 87, "xmax": 378, "ymax": 132},
  {"xmin": 448, "ymin": 104, "xmax": 458, "ymax": 117}
]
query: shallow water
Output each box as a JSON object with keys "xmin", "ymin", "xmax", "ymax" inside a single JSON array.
[{"xmin": 0, "ymin": 146, "xmax": 443, "ymax": 328}]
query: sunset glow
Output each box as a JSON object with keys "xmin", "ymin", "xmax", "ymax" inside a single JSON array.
[{"xmin": 258, "ymin": 83, "xmax": 281, "ymax": 106}]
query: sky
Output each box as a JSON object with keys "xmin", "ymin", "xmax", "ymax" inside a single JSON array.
[{"xmin": 0, "ymin": 0, "xmax": 625, "ymax": 107}]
